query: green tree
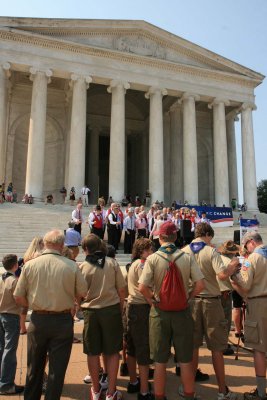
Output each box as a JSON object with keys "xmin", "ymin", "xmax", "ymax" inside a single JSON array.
[{"xmin": 257, "ymin": 180, "xmax": 267, "ymax": 213}]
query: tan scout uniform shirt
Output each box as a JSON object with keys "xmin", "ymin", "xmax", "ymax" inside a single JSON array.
[
  {"xmin": 80, "ymin": 257, "xmax": 126, "ymax": 309},
  {"xmin": 139, "ymin": 249, "xmax": 204, "ymax": 301},
  {"xmin": 217, "ymin": 255, "xmax": 233, "ymax": 291},
  {"xmin": 128, "ymin": 259, "xmax": 148, "ymax": 305},
  {"xmin": 14, "ymin": 249, "xmax": 87, "ymax": 311},
  {"xmin": 0, "ymin": 273, "xmax": 21, "ymax": 315},
  {"xmin": 183, "ymin": 239, "xmax": 227, "ymax": 297},
  {"xmin": 236, "ymin": 245, "xmax": 267, "ymax": 297}
]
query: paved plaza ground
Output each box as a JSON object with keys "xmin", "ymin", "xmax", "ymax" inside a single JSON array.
[{"xmin": 12, "ymin": 320, "xmax": 258, "ymax": 400}]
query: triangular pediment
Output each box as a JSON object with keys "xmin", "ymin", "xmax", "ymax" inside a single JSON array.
[{"xmin": 0, "ymin": 17, "xmax": 264, "ymax": 83}]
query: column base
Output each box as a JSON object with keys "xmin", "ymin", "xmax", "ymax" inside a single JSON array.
[
  {"xmin": 32, "ymin": 197, "xmax": 44, "ymax": 203},
  {"xmin": 247, "ymin": 208, "xmax": 259, "ymax": 213}
]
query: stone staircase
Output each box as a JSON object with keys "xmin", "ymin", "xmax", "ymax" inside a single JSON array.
[
  {"xmin": 0, "ymin": 203, "xmax": 132, "ymax": 270},
  {"xmin": 0, "ymin": 202, "xmax": 267, "ymax": 271}
]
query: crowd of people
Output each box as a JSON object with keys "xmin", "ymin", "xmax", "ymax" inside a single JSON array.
[
  {"xmin": 70, "ymin": 201, "xmax": 212, "ymax": 255},
  {"xmin": 1, "ymin": 212, "xmax": 267, "ymax": 400},
  {"xmin": 0, "ymin": 182, "xmax": 18, "ymax": 204}
]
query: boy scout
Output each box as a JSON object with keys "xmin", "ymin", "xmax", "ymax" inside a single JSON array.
[
  {"xmin": 138, "ymin": 221, "xmax": 205, "ymax": 400},
  {"xmin": 0, "ymin": 254, "xmax": 24, "ymax": 395},
  {"xmin": 80, "ymin": 234, "xmax": 126, "ymax": 400},
  {"xmin": 232, "ymin": 231, "xmax": 267, "ymax": 400},
  {"xmin": 14, "ymin": 230, "xmax": 87, "ymax": 400},
  {"xmin": 183, "ymin": 222, "xmax": 239, "ymax": 400}
]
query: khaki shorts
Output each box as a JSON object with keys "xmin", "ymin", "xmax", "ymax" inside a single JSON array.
[
  {"xmin": 149, "ymin": 306, "xmax": 194, "ymax": 363},
  {"xmin": 82, "ymin": 303, "xmax": 123, "ymax": 356},
  {"xmin": 191, "ymin": 297, "xmax": 228, "ymax": 351},
  {"xmin": 245, "ymin": 298, "xmax": 267, "ymax": 352}
]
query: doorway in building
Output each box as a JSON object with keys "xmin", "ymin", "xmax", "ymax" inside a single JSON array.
[{"xmin": 99, "ymin": 135, "xmax": 110, "ymax": 202}]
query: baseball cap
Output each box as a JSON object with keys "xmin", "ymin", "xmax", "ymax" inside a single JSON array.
[{"xmin": 154, "ymin": 221, "xmax": 177, "ymax": 236}]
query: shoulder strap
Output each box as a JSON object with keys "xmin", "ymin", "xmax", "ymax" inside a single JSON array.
[{"xmin": 157, "ymin": 251, "xmax": 184, "ymax": 264}]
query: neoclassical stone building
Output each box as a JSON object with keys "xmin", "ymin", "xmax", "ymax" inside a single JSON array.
[{"xmin": 0, "ymin": 17, "xmax": 264, "ymax": 209}]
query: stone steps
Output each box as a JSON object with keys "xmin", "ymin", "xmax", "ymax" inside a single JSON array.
[
  {"xmin": 0, "ymin": 203, "xmax": 132, "ymax": 270},
  {"xmin": 1, "ymin": 203, "xmax": 266, "ymax": 268}
]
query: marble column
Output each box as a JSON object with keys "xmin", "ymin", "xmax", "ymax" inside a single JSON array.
[
  {"xmin": 145, "ymin": 87, "xmax": 167, "ymax": 203},
  {"xmin": 169, "ymin": 102, "xmax": 183, "ymax": 203},
  {"xmin": 141, "ymin": 131, "xmax": 148, "ymax": 199},
  {"xmin": 209, "ymin": 98, "xmax": 230, "ymax": 206},
  {"xmin": 25, "ymin": 68, "xmax": 52, "ymax": 199},
  {"xmin": 89, "ymin": 126, "xmax": 99, "ymax": 202},
  {"xmin": 64, "ymin": 88, "xmax": 72, "ymax": 189},
  {"xmin": 107, "ymin": 80, "xmax": 130, "ymax": 201},
  {"xmin": 226, "ymin": 112, "xmax": 239, "ymax": 203},
  {"xmin": 163, "ymin": 112, "xmax": 171, "ymax": 205},
  {"xmin": 0, "ymin": 63, "xmax": 11, "ymax": 183},
  {"xmin": 180, "ymin": 93, "xmax": 199, "ymax": 205},
  {"xmin": 68, "ymin": 74, "xmax": 92, "ymax": 194},
  {"xmin": 241, "ymin": 103, "xmax": 258, "ymax": 211}
]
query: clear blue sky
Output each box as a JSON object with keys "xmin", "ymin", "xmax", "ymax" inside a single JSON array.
[{"xmin": 1, "ymin": 0, "xmax": 266, "ymax": 202}]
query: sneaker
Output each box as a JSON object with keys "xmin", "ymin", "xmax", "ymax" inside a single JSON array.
[
  {"xmin": 218, "ymin": 387, "xmax": 238, "ymax": 400},
  {"xmin": 127, "ymin": 378, "xmax": 140, "ymax": 394},
  {"xmin": 195, "ymin": 369, "xmax": 209, "ymax": 382},
  {"xmin": 244, "ymin": 389, "xmax": 267, "ymax": 400},
  {"xmin": 84, "ymin": 374, "xmax": 92, "ymax": 384},
  {"xmin": 223, "ymin": 345, "xmax": 235, "ymax": 356},
  {"xmin": 91, "ymin": 387, "xmax": 103, "ymax": 400},
  {"xmin": 106, "ymin": 390, "xmax": 123, "ymax": 400},
  {"xmin": 100, "ymin": 373, "xmax": 108, "ymax": 390},
  {"xmin": 138, "ymin": 392, "xmax": 155, "ymax": 400},
  {"xmin": 178, "ymin": 384, "xmax": 201, "ymax": 400},
  {"xmin": 120, "ymin": 362, "xmax": 129, "ymax": 376},
  {"xmin": 0, "ymin": 384, "xmax": 24, "ymax": 395}
]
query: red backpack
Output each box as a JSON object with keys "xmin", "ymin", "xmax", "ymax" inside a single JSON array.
[{"xmin": 157, "ymin": 252, "xmax": 188, "ymax": 312}]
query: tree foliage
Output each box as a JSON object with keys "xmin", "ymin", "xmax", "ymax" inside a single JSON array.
[{"xmin": 257, "ymin": 180, "xmax": 267, "ymax": 213}]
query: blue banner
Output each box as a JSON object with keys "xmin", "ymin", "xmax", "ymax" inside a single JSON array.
[
  {"xmin": 240, "ymin": 219, "xmax": 259, "ymax": 228},
  {"xmin": 240, "ymin": 218, "xmax": 259, "ymax": 242},
  {"xmin": 175, "ymin": 205, "xmax": 234, "ymax": 227}
]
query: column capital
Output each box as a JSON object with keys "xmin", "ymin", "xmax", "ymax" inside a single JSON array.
[
  {"xmin": 169, "ymin": 100, "xmax": 181, "ymax": 112},
  {"xmin": 208, "ymin": 97, "xmax": 230, "ymax": 109},
  {"xmin": 107, "ymin": 80, "xmax": 130, "ymax": 93},
  {"xmin": 1, "ymin": 62, "xmax": 11, "ymax": 78},
  {"xmin": 178, "ymin": 92, "xmax": 200, "ymax": 104},
  {"xmin": 241, "ymin": 102, "xmax": 257, "ymax": 111},
  {"xmin": 29, "ymin": 67, "xmax": 53, "ymax": 83},
  {"xmin": 145, "ymin": 86, "xmax": 167, "ymax": 99},
  {"xmin": 70, "ymin": 74, "xmax": 92, "ymax": 89},
  {"xmin": 226, "ymin": 108, "xmax": 240, "ymax": 121}
]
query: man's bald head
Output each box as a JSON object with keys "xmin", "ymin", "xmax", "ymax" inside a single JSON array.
[{"xmin": 43, "ymin": 230, "xmax": 65, "ymax": 252}]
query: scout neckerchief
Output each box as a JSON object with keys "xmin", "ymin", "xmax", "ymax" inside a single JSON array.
[
  {"xmin": 86, "ymin": 251, "xmax": 106, "ymax": 268},
  {"xmin": 190, "ymin": 241, "xmax": 206, "ymax": 254},
  {"xmin": 158, "ymin": 243, "xmax": 177, "ymax": 255},
  {"xmin": 2, "ymin": 271, "xmax": 13, "ymax": 281},
  {"xmin": 254, "ymin": 246, "xmax": 267, "ymax": 259}
]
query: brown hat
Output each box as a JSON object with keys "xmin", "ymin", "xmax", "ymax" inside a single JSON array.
[
  {"xmin": 217, "ymin": 240, "xmax": 240, "ymax": 255},
  {"xmin": 154, "ymin": 221, "xmax": 177, "ymax": 236}
]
